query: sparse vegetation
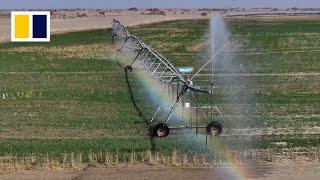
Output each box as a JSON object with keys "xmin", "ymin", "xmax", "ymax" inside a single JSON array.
[{"xmin": 0, "ymin": 147, "xmax": 318, "ymax": 171}]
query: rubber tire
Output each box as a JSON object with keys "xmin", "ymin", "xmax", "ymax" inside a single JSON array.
[
  {"xmin": 124, "ymin": 65, "xmax": 133, "ymax": 72},
  {"xmin": 206, "ymin": 121, "xmax": 222, "ymax": 136},
  {"xmin": 153, "ymin": 123, "xmax": 169, "ymax": 138}
]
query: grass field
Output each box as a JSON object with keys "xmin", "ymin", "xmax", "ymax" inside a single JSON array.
[{"xmin": 0, "ymin": 18, "xmax": 319, "ymax": 166}]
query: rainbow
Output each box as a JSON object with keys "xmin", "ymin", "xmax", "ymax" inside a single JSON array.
[
  {"xmin": 116, "ymin": 28, "xmax": 256, "ymax": 178},
  {"xmin": 129, "ymin": 66, "xmax": 256, "ymax": 179}
]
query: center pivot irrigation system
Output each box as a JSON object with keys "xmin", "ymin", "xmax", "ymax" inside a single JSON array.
[{"xmin": 110, "ymin": 19, "xmax": 224, "ymax": 138}]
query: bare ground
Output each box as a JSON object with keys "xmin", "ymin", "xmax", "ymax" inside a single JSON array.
[
  {"xmin": 0, "ymin": 161, "xmax": 319, "ymax": 180},
  {"xmin": 0, "ymin": 14, "xmax": 206, "ymax": 43}
]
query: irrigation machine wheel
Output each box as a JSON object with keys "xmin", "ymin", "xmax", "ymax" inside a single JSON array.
[
  {"xmin": 153, "ymin": 123, "xmax": 169, "ymax": 138},
  {"xmin": 124, "ymin": 65, "xmax": 133, "ymax": 72},
  {"xmin": 206, "ymin": 121, "xmax": 222, "ymax": 136}
]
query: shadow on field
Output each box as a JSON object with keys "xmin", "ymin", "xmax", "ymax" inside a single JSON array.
[{"xmin": 124, "ymin": 66, "xmax": 156, "ymax": 151}]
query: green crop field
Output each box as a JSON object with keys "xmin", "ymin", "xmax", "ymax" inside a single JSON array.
[{"xmin": 0, "ymin": 18, "xmax": 319, "ymax": 165}]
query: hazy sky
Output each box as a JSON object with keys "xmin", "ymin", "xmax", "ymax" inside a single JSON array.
[{"xmin": 1, "ymin": 0, "xmax": 319, "ymax": 10}]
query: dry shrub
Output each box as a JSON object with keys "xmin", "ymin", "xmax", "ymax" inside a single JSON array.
[
  {"xmin": 142, "ymin": 9, "xmax": 166, "ymax": 16},
  {"xmin": 201, "ymin": 12, "xmax": 208, "ymax": 16},
  {"xmin": 171, "ymin": 149, "xmax": 179, "ymax": 166},
  {"xmin": 146, "ymin": 8, "xmax": 159, "ymax": 11},
  {"xmin": 98, "ymin": 11, "xmax": 106, "ymax": 16},
  {"xmin": 0, "ymin": 149, "xmax": 318, "ymax": 171},
  {"xmin": 128, "ymin": 7, "xmax": 138, "ymax": 11}
]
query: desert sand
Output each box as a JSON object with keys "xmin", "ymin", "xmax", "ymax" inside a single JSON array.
[{"xmin": 0, "ymin": 13, "xmax": 205, "ymax": 43}]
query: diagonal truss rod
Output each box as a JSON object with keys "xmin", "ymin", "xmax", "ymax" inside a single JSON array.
[{"xmin": 190, "ymin": 41, "xmax": 230, "ymax": 81}]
